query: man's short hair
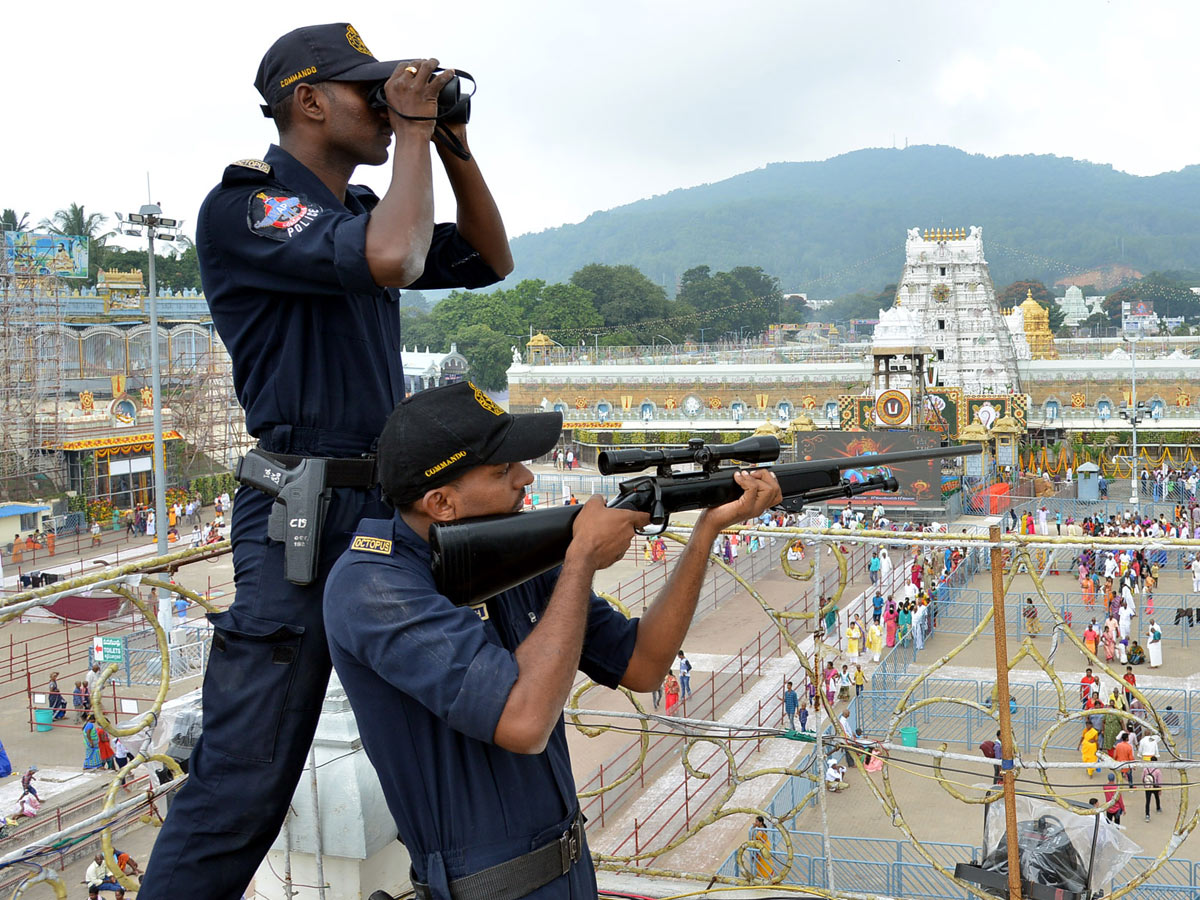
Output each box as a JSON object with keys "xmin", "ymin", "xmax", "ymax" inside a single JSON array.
[{"xmin": 269, "ymin": 97, "xmax": 294, "ymax": 130}]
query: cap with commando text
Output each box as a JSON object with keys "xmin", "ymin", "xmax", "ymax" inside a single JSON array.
[
  {"xmin": 378, "ymin": 382, "xmax": 563, "ymax": 505},
  {"xmin": 256, "ymin": 23, "xmax": 403, "ymax": 113}
]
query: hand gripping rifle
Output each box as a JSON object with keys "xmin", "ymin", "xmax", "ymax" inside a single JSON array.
[{"xmin": 429, "ymin": 435, "xmax": 982, "ymax": 607}]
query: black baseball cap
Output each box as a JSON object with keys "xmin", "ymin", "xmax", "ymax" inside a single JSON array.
[
  {"xmin": 378, "ymin": 382, "xmax": 563, "ymax": 505},
  {"xmin": 256, "ymin": 23, "xmax": 403, "ymax": 114}
]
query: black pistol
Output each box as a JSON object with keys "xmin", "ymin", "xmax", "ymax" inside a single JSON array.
[{"xmin": 236, "ymin": 449, "xmax": 331, "ymax": 585}]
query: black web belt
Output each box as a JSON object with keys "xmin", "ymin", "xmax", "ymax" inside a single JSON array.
[
  {"xmin": 256, "ymin": 449, "xmax": 377, "ymax": 489},
  {"xmin": 410, "ymin": 810, "xmax": 585, "ymax": 900}
]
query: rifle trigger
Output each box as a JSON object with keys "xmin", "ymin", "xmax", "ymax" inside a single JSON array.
[
  {"xmin": 632, "ymin": 477, "xmax": 667, "ymax": 536},
  {"xmin": 636, "ymin": 514, "xmax": 669, "ymax": 537}
]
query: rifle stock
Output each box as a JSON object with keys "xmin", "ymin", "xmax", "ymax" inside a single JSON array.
[{"xmin": 429, "ymin": 439, "xmax": 982, "ymax": 606}]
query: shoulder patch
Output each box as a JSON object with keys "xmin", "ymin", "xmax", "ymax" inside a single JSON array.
[
  {"xmin": 248, "ymin": 190, "xmax": 323, "ymax": 241},
  {"xmin": 233, "ymin": 158, "xmax": 271, "ymax": 174},
  {"xmin": 221, "ymin": 159, "xmax": 273, "ymax": 187},
  {"xmin": 350, "ymin": 535, "xmax": 393, "ymax": 555}
]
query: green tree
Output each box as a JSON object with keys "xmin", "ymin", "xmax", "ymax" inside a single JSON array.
[
  {"xmin": 451, "ymin": 323, "xmax": 514, "ymax": 391},
  {"xmin": 525, "ymin": 281, "xmax": 603, "ymax": 331},
  {"xmin": 98, "ymin": 239, "xmax": 202, "ymax": 294},
  {"xmin": 809, "ymin": 283, "xmax": 895, "ymax": 325},
  {"xmin": 675, "ymin": 265, "xmax": 783, "ymax": 340},
  {"xmin": 1103, "ymin": 272, "xmax": 1200, "ymax": 324},
  {"xmin": 399, "ymin": 308, "xmax": 447, "ymax": 350},
  {"xmin": 1, "ymin": 209, "xmax": 30, "ymax": 231},
  {"xmin": 569, "ymin": 264, "xmax": 670, "ymax": 330},
  {"xmin": 1082, "ymin": 311, "xmax": 1111, "ymax": 335},
  {"xmin": 1046, "ymin": 301, "xmax": 1066, "ymax": 335},
  {"xmin": 41, "ymin": 203, "xmax": 115, "ymax": 284},
  {"xmin": 432, "ymin": 288, "xmax": 525, "ymax": 337},
  {"xmin": 997, "ymin": 279, "xmax": 1053, "ymax": 306},
  {"xmin": 781, "ymin": 292, "xmax": 812, "ymax": 323},
  {"xmin": 398, "ymin": 290, "xmax": 432, "ymax": 312}
]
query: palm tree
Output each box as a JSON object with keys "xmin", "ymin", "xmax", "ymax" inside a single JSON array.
[
  {"xmin": 40, "ymin": 203, "xmax": 116, "ymax": 284},
  {"xmin": 41, "ymin": 203, "xmax": 115, "ymax": 245},
  {"xmin": 1, "ymin": 209, "xmax": 31, "ymax": 232}
]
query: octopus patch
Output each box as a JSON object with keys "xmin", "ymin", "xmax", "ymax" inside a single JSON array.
[{"xmin": 249, "ymin": 190, "xmax": 322, "ymax": 240}]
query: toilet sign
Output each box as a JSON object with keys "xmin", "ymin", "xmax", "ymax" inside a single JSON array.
[{"xmin": 92, "ymin": 636, "xmax": 124, "ymax": 663}]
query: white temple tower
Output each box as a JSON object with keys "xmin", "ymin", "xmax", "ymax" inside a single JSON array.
[{"xmin": 889, "ymin": 226, "xmax": 1022, "ymax": 395}]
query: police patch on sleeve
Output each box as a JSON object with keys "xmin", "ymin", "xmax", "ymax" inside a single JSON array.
[
  {"xmin": 248, "ymin": 190, "xmax": 322, "ymax": 241},
  {"xmin": 350, "ymin": 535, "xmax": 393, "ymax": 555}
]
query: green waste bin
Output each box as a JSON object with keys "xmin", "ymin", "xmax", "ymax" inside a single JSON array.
[
  {"xmin": 899, "ymin": 726, "xmax": 918, "ymax": 747},
  {"xmin": 35, "ymin": 707, "xmax": 54, "ymax": 732}
]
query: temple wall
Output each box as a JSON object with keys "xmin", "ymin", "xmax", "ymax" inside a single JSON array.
[{"xmin": 508, "ymin": 373, "xmax": 871, "ymax": 414}]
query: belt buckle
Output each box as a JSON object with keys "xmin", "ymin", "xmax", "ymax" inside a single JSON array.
[{"xmin": 559, "ymin": 818, "xmax": 581, "ymax": 874}]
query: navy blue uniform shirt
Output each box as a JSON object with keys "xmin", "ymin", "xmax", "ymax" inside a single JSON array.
[
  {"xmin": 198, "ymin": 144, "xmax": 500, "ymax": 453},
  {"xmin": 324, "ymin": 515, "xmax": 640, "ymax": 896}
]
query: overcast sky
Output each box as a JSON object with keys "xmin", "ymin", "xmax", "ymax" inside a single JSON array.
[{"xmin": 4, "ymin": 0, "xmax": 1197, "ymax": 252}]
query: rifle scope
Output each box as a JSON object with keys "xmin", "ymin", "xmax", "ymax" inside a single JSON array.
[{"xmin": 598, "ymin": 435, "xmax": 780, "ymax": 476}]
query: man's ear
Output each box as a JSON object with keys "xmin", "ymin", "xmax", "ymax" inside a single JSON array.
[
  {"xmin": 292, "ymin": 82, "xmax": 330, "ymax": 125},
  {"xmin": 417, "ymin": 485, "xmax": 459, "ymax": 522}
]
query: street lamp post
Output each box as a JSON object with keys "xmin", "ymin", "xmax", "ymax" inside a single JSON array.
[
  {"xmin": 1121, "ymin": 331, "xmax": 1142, "ymax": 507},
  {"xmin": 117, "ymin": 204, "xmax": 181, "ymax": 555}
]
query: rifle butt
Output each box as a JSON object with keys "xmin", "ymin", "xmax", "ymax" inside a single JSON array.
[{"xmin": 430, "ymin": 505, "xmax": 583, "ymax": 606}]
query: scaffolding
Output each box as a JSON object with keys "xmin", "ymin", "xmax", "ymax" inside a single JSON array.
[
  {"xmin": 169, "ymin": 337, "xmax": 253, "ymax": 478},
  {"xmin": 0, "ymin": 232, "xmax": 250, "ymax": 506},
  {"xmin": 0, "ymin": 263, "xmax": 66, "ymax": 501}
]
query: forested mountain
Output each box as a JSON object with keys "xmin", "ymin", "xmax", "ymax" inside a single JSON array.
[{"xmin": 507, "ymin": 145, "xmax": 1200, "ymax": 297}]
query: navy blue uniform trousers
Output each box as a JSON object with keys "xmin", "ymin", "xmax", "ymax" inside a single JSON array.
[{"xmin": 139, "ymin": 484, "xmax": 390, "ymax": 898}]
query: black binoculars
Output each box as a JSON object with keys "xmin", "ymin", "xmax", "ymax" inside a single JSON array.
[{"xmin": 368, "ymin": 67, "xmax": 473, "ymax": 124}]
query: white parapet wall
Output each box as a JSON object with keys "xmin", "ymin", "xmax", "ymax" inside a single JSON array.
[{"xmin": 254, "ymin": 674, "xmax": 412, "ymax": 900}]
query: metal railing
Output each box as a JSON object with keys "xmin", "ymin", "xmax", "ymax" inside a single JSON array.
[
  {"xmin": 853, "ymin": 680, "xmax": 1196, "ymax": 758},
  {"xmin": 717, "ymin": 826, "xmax": 1200, "ymax": 899}
]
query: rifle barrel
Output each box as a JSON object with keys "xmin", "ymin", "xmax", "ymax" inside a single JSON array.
[
  {"xmin": 784, "ymin": 442, "xmax": 982, "ymax": 471},
  {"xmin": 430, "ymin": 441, "xmax": 984, "ymax": 606}
]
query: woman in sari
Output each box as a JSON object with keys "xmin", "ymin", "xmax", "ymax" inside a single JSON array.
[
  {"xmin": 82, "ymin": 714, "xmax": 103, "ymax": 770},
  {"xmin": 749, "ymin": 816, "xmax": 775, "ymax": 882},
  {"xmin": 846, "ymin": 619, "xmax": 862, "ymax": 658},
  {"xmin": 1023, "ymin": 598, "xmax": 1041, "ymax": 636},
  {"xmin": 884, "ymin": 598, "xmax": 899, "ymax": 647},
  {"xmin": 1080, "ymin": 724, "xmax": 1100, "ymax": 777},
  {"xmin": 47, "ymin": 672, "xmax": 67, "ymax": 720},
  {"xmin": 1082, "ymin": 574, "xmax": 1095, "ymax": 608},
  {"xmin": 97, "ymin": 719, "xmax": 116, "ymax": 770},
  {"xmin": 663, "ymin": 672, "xmax": 681, "ymax": 714},
  {"xmin": 1098, "ymin": 703, "xmax": 1120, "ymax": 751},
  {"xmin": 897, "ymin": 603, "xmax": 913, "ymax": 648},
  {"xmin": 1102, "ymin": 618, "xmax": 1117, "ymax": 661},
  {"xmin": 867, "ymin": 619, "xmax": 883, "ymax": 662}
]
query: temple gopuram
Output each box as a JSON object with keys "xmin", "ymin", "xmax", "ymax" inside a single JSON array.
[{"xmin": 507, "ymin": 225, "xmax": 1200, "ymax": 450}]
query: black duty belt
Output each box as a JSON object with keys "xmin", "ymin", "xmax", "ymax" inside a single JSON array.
[
  {"xmin": 256, "ymin": 449, "xmax": 377, "ymax": 489},
  {"xmin": 410, "ymin": 810, "xmax": 585, "ymax": 900}
]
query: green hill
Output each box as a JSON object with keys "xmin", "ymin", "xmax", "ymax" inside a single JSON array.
[{"xmin": 506, "ymin": 145, "xmax": 1200, "ymax": 297}]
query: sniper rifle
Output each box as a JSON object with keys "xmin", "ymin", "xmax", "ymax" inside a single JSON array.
[{"xmin": 430, "ymin": 435, "xmax": 982, "ymax": 606}]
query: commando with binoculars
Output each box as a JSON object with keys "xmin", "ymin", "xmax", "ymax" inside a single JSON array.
[{"xmin": 430, "ymin": 435, "xmax": 983, "ymax": 607}]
